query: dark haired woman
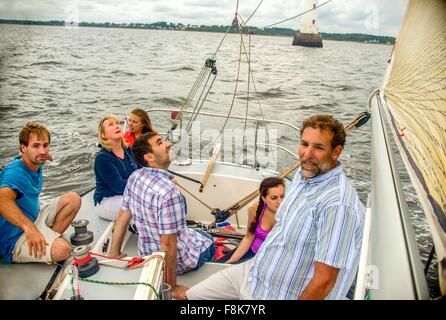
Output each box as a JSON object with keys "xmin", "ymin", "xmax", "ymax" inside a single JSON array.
[
  {"xmin": 217, "ymin": 177, "xmax": 285, "ymax": 264},
  {"xmin": 124, "ymin": 108, "xmax": 154, "ymax": 147}
]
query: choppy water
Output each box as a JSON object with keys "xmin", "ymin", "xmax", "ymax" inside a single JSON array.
[{"xmin": 0, "ymin": 24, "xmax": 438, "ymax": 296}]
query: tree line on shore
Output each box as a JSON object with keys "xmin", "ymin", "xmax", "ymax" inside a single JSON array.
[{"xmin": 0, "ymin": 19, "xmax": 395, "ymax": 44}]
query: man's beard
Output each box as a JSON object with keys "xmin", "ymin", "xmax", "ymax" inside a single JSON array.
[
  {"xmin": 31, "ymin": 155, "xmax": 47, "ymax": 165},
  {"xmin": 155, "ymin": 153, "xmax": 171, "ymax": 168},
  {"xmin": 301, "ymin": 158, "xmax": 332, "ymax": 179}
]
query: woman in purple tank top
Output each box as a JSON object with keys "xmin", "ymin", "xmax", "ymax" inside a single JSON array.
[{"xmin": 216, "ymin": 177, "xmax": 285, "ymax": 264}]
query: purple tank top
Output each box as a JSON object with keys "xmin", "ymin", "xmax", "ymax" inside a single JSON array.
[{"xmin": 251, "ymin": 204, "xmax": 270, "ymax": 253}]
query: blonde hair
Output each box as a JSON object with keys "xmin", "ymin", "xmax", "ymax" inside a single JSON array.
[{"xmin": 98, "ymin": 115, "xmax": 127, "ymax": 151}]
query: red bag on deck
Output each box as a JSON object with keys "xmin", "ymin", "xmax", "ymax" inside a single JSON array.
[
  {"xmin": 213, "ymin": 225, "xmax": 236, "ymax": 260},
  {"xmin": 214, "ymin": 244, "xmax": 231, "ymax": 261}
]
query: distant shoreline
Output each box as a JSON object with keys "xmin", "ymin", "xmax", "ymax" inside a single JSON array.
[{"xmin": 0, "ymin": 19, "xmax": 396, "ymax": 45}]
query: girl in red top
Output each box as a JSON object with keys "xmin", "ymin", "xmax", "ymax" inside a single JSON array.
[{"xmin": 124, "ymin": 108, "xmax": 154, "ymax": 147}]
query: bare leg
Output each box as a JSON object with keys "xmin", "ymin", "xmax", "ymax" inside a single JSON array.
[
  {"xmin": 52, "ymin": 192, "xmax": 81, "ymax": 234},
  {"xmin": 51, "ymin": 238, "xmax": 72, "ymax": 262}
]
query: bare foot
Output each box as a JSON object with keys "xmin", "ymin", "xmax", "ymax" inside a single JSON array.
[
  {"xmin": 109, "ymin": 251, "xmax": 127, "ymax": 259},
  {"xmin": 172, "ymin": 284, "xmax": 189, "ymax": 300}
]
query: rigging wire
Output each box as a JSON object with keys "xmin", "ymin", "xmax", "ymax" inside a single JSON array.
[
  {"xmin": 169, "ymin": 24, "xmax": 231, "ymax": 146},
  {"xmin": 237, "ymin": 25, "xmax": 273, "ymax": 150},
  {"xmin": 211, "ymin": 30, "xmax": 244, "ymax": 147},
  {"xmin": 236, "ymin": 15, "xmax": 276, "ymax": 167},
  {"xmin": 166, "ymin": 64, "xmax": 211, "ymax": 139},
  {"xmin": 171, "ymin": 1, "xmax": 248, "ymax": 147},
  {"xmin": 211, "ymin": 24, "xmax": 234, "ymax": 60},
  {"xmin": 173, "ymin": 0, "xmax": 332, "ymax": 158},
  {"xmin": 261, "ymin": 0, "xmax": 333, "ymax": 29},
  {"xmin": 183, "ymin": 70, "xmax": 218, "ymax": 135},
  {"xmin": 231, "ymin": 13, "xmax": 272, "ymax": 142},
  {"xmin": 242, "ymin": 0, "xmax": 264, "ymax": 26},
  {"xmin": 240, "ymin": 31, "xmax": 251, "ymax": 161},
  {"xmin": 176, "ymin": 181, "xmax": 214, "ymax": 211}
]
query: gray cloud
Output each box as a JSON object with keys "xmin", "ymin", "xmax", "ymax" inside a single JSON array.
[{"xmin": 0, "ymin": 0, "xmax": 407, "ymax": 36}]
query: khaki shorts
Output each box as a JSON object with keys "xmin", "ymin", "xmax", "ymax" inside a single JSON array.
[
  {"xmin": 186, "ymin": 259, "xmax": 254, "ymax": 300},
  {"xmin": 12, "ymin": 197, "xmax": 61, "ymax": 263},
  {"xmin": 94, "ymin": 195, "xmax": 123, "ymax": 221}
]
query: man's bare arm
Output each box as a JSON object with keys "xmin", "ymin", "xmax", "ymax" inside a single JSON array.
[
  {"xmin": 160, "ymin": 233, "xmax": 188, "ymax": 300},
  {"xmin": 160, "ymin": 233, "xmax": 177, "ymax": 289},
  {"xmin": 0, "ymin": 187, "xmax": 48, "ymax": 258},
  {"xmin": 109, "ymin": 208, "xmax": 132, "ymax": 258},
  {"xmin": 299, "ymin": 262, "xmax": 340, "ymax": 300}
]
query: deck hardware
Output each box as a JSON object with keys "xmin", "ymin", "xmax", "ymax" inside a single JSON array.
[
  {"xmin": 70, "ymin": 219, "xmax": 94, "ymax": 246},
  {"xmin": 211, "ymin": 209, "xmax": 231, "ymax": 223},
  {"xmin": 72, "ymin": 245, "xmax": 99, "ymax": 278}
]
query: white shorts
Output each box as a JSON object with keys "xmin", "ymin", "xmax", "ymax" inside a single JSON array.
[
  {"xmin": 12, "ymin": 197, "xmax": 61, "ymax": 263},
  {"xmin": 94, "ymin": 195, "xmax": 123, "ymax": 221},
  {"xmin": 186, "ymin": 259, "xmax": 254, "ymax": 300}
]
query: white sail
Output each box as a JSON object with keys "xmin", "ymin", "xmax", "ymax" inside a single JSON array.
[{"xmin": 382, "ymin": 0, "xmax": 446, "ymax": 295}]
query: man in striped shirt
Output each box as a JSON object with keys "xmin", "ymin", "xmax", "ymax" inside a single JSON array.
[
  {"xmin": 109, "ymin": 131, "xmax": 214, "ymax": 300},
  {"xmin": 186, "ymin": 115, "xmax": 365, "ymax": 300}
]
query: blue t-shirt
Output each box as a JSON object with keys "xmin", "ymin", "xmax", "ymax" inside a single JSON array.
[
  {"xmin": 0, "ymin": 158, "xmax": 43, "ymax": 262},
  {"xmin": 93, "ymin": 147, "xmax": 138, "ymax": 205}
]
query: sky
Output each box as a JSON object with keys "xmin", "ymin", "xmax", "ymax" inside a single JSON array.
[{"xmin": 0, "ymin": 0, "xmax": 408, "ymax": 36}]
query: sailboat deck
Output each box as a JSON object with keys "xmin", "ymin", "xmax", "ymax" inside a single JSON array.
[{"xmin": 0, "ymin": 161, "xmax": 271, "ymax": 299}]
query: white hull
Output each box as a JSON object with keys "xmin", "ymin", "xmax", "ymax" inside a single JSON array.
[{"xmin": 353, "ymin": 91, "xmax": 429, "ymax": 299}]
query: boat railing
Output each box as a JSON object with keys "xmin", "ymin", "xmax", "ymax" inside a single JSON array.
[
  {"xmin": 354, "ymin": 195, "xmax": 373, "ymax": 300},
  {"xmin": 144, "ymin": 108, "xmax": 300, "ymax": 168},
  {"xmin": 145, "ymin": 108, "xmax": 301, "ymax": 132}
]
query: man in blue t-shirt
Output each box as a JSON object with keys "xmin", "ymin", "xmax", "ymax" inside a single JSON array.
[{"xmin": 0, "ymin": 121, "xmax": 81, "ymax": 264}]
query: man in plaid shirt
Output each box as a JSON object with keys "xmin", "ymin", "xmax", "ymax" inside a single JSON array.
[{"xmin": 109, "ymin": 131, "xmax": 215, "ymax": 300}]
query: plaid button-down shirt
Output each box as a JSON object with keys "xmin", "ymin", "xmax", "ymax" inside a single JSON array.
[{"xmin": 122, "ymin": 167, "xmax": 213, "ymax": 274}]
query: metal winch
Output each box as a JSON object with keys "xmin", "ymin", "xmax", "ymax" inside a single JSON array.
[
  {"xmin": 72, "ymin": 245, "xmax": 99, "ymax": 278},
  {"xmin": 70, "ymin": 219, "xmax": 94, "ymax": 246}
]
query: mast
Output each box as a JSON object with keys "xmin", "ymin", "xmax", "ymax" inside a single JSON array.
[{"xmin": 292, "ymin": 0, "xmax": 323, "ymax": 47}]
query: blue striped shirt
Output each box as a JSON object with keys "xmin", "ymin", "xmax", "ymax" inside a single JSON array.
[
  {"xmin": 122, "ymin": 167, "xmax": 213, "ymax": 274},
  {"xmin": 249, "ymin": 164, "xmax": 365, "ymax": 299}
]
